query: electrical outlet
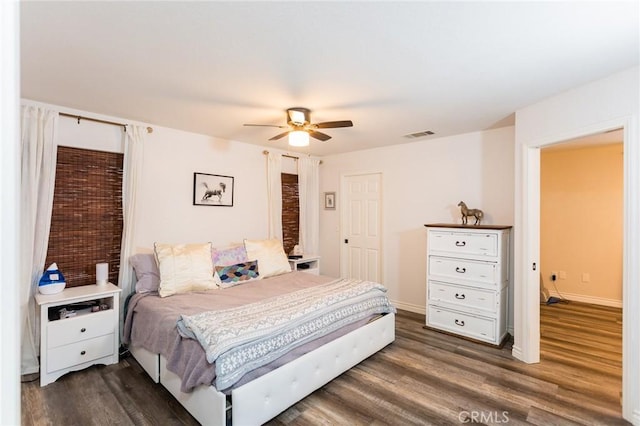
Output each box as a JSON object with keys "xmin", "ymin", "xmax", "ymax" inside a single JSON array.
[
  {"xmin": 551, "ymin": 271, "xmax": 558, "ymax": 281},
  {"xmin": 581, "ymin": 273, "xmax": 590, "ymax": 283},
  {"xmin": 559, "ymin": 271, "xmax": 567, "ymax": 280}
]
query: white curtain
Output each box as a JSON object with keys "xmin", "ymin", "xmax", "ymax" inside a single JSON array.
[
  {"xmin": 266, "ymin": 152, "xmax": 283, "ymax": 241},
  {"xmin": 117, "ymin": 125, "xmax": 145, "ymax": 336},
  {"xmin": 20, "ymin": 106, "xmax": 59, "ymax": 375},
  {"xmin": 298, "ymin": 157, "xmax": 320, "ymax": 255}
]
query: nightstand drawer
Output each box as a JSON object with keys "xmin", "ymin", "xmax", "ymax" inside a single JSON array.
[
  {"xmin": 428, "ymin": 256, "xmax": 497, "ymax": 287},
  {"xmin": 428, "ymin": 231, "xmax": 498, "ymax": 258},
  {"xmin": 428, "ymin": 306, "xmax": 495, "ymax": 342},
  {"xmin": 47, "ymin": 310, "xmax": 115, "ymax": 349},
  {"xmin": 428, "ymin": 281, "xmax": 497, "ymax": 313},
  {"xmin": 47, "ymin": 333, "xmax": 115, "ymax": 372}
]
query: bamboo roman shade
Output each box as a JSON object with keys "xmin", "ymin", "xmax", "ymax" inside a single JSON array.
[
  {"xmin": 44, "ymin": 146, "xmax": 124, "ymax": 287},
  {"xmin": 281, "ymin": 173, "xmax": 299, "ymax": 256}
]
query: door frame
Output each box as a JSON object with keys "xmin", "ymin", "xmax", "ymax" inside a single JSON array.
[
  {"xmin": 515, "ymin": 115, "xmax": 639, "ymax": 422},
  {"xmin": 339, "ymin": 171, "xmax": 383, "ymax": 281}
]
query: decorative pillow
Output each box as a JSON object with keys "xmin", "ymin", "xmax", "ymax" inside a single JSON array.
[
  {"xmin": 215, "ymin": 260, "xmax": 260, "ymax": 288},
  {"xmin": 130, "ymin": 253, "xmax": 160, "ymax": 293},
  {"xmin": 244, "ymin": 239, "xmax": 291, "ymax": 279},
  {"xmin": 211, "ymin": 244, "xmax": 249, "ymax": 286},
  {"xmin": 154, "ymin": 242, "xmax": 217, "ymax": 297},
  {"xmin": 212, "ymin": 244, "xmax": 248, "ymax": 268}
]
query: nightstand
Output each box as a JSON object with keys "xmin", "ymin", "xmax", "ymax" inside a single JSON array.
[
  {"xmin": 288, "ymin": 255, "xmax": 321, "ymax": 275},
  {"xmin": 35, "ymin": 283, "xmax": 122, "ymax": 386}
]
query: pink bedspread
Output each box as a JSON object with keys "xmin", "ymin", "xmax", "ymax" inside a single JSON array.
[{"xmin": 123, "ymin": 272, "xmax": 376, "ymax": 393}]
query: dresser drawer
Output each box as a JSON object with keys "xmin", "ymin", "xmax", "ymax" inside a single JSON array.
[
  {"xmin": 47, "ymin": 310, "xmax": 115, "ymax": 349},
  {"xmin": 47, "ymin": 333, "xmax": 115, "ymax": 372},
  {"xmin": 428, "ymin": 281, "xmax": 497, "ymax": 313},
  {"xmin": 427, "ymin": 306, "xmax": 496, "ymax": 342},
  {"xmin": 428, "ymin": 256, "xmax": 497, "ymax": 287},
  {"xmin": 428, "ymin": 231, "xmax": 498, "ymax": 258}
]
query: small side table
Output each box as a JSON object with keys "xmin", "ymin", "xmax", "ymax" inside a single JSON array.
[
  {"xmin": 288, "ymin": 255, "xmax": 321, "ymax": 275},
  {"xmin": 35, "ymin": 283, "xmax": 121, "ymax": 386}
]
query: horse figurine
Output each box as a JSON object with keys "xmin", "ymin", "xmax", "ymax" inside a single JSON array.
[{"xmin": 458, "ymin": 201, "xmax": 484, "ymax": 225}]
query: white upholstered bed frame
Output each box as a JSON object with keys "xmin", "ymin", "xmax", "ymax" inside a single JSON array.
[{"xmin": 130, "ymin": 312, "xmax": 395, "ymax": 425}]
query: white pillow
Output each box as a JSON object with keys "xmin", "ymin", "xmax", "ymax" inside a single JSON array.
[
  {"xmin": 244, "ymin": 239, "xmax": 291, "ymax": 279},
  {"xmin": 154, "ymin": 242, "xmax": 217, "ymax": 297}
]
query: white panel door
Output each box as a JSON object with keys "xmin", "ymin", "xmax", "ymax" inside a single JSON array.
[{"xmin": 341, "ymin": 173, "xmax": 382, "ymax": 282}]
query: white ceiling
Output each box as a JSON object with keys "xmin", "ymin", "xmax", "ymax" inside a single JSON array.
[{"xmin": 20, "ymin": 1, "xmax": 639, "ymax": 157}]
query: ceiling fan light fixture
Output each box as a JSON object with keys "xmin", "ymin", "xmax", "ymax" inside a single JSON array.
[
  {"xmin": 244, "ymin": 107, "xmax": 352, "ymax": 144},
  {"xmin": 289, "ymin": 130, "xmax": 310, "ymax": 147},
  {"xmin": 288, "ymin": 108, "xmax": 309, "ymax": 126}
]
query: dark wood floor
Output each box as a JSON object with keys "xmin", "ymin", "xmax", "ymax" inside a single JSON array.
[{"xmin": 22, "ymin": 303, "xmax": 625, "ymax": 425}]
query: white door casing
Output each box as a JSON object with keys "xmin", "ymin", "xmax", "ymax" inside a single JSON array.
[
  {"xmin": 516, "ymin": 116, "xmax": 640, "ymax": 424},
  {"xmin": 340, "ymin": 173, "xmax": 382, "ymax": 282}
]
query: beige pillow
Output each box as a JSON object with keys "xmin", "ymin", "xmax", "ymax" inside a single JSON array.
[
  {"xmin": 244, "ymin": 239, "xmax": 291, "ymax": 279},
  {"xmin": 154, "ymin": 242, "xmax": 217, "ymax": 297}
]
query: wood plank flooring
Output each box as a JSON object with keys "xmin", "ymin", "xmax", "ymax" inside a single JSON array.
[{"xmin": 21, "ymin": 303, "xmax": 625, "ymax": 425}]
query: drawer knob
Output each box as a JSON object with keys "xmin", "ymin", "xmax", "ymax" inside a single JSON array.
[
  {"xmin": 455, "ymin": 241, "xmax": 466, "ymax": 247},
  {"xmin": 455, "ymin": 267, "xmax": 466, "ymax": 273},
  {"xmin": 80, "ymin": 328, "xmax": 86, "ymax": 333},
  {"xmin": 454, "ymin": 319, "xmax": 465, "ymax": 327},
  {"xmin": 455, "ymin": 293, "xmax": 466, "ymax": 300},
  {"xmin": 80, "ymin": 350, "xmax": 86, "ymax": 356}
]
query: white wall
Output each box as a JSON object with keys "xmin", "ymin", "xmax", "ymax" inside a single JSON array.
[
  {"xmin": 514, "ymin": 66, "xmax": 639, "ymax": 423},
  {"xmin": 22, "ymin": 101, "xmax": 278, "ymax": 256},
  {"xmin": 319, "ymin": 126, "xmax": 515, "ymax": 313},
  {"xmin": 516, "ymin": 67, "xmax": 639, "ymax": 143},
  {"xmin": 133, "ymin": 126, "xmax": 270, "ymax": 250},
  {"xmin": 1, "ymin": 1, "xmax": 20, "ymax": 423}
]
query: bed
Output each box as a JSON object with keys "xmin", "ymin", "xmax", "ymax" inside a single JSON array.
[{"xmin": 123, "ymin": 242, "xmax": 395, "ymax": 426}]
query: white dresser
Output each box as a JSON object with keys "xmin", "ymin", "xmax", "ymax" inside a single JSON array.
[
  {"xmin": 35, "ymin": 283, "xmax": 121, "ymax": 386},
  {"xmin": 424, "ymin": 224, "xmax": 511, "ymax": 346}
]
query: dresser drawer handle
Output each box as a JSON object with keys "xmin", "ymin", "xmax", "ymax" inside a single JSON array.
[
  {"xmin": 80, "ymin": 328, "xmax": 86, "ymax": 333},
  {"xmin": 455, "ymin": 267, "xmax": 466, "ymax": 273},
  {"xmin": 80, "ymin": 350, "xmax": 86, "ymax": 356},
  {"xmin": 454, "ymin": 319, "xmax": 465, "ymax": 327},
  {"xmin": 455, "ymin": 293, "xmax": 466, "ymax": 299},
  {"xmin": 455, "ymin": 241, "xmax": 466, "ymax": 247}
]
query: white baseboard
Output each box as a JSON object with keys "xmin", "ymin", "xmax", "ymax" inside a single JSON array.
[
  {"xmin": 631, "ymin": 408, "xmax": 640, "ymax": 426},
  {"xmin": 511, "ymin": 345, "xmax": 523, "ymax": 361},
  {"xmin": 548, "ymin": 290, "xmax": 622, "ymax": 308},
  {"xmin": 391, "ymin": 300, "xmax": 425, "ymax": 315}
]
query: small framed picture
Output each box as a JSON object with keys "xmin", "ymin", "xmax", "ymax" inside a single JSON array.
[
  {"xmin": 193, "ymin": 172, "xmax": 234, "ymax": 207},
  {"xmin": 324, "ymin": 192, "xmax": 336, "ymax": 210}
]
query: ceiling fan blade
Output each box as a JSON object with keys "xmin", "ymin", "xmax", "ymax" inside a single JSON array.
[
  {"xmin": 244, "ymin": 124, "xmax": 289, "ymax": 128},
  {"xmin": 313, "ymin": 120, "xmax": 353, "ymax": 129},
  {"xmin": 309, "ymin": 131, "xmax": 332, "ymax": 141},
  {"xmin": 269, "ymin": 131, "xmax": 290, "ymax": 141}
]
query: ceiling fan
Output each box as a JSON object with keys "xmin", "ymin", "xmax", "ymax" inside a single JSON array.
[{"xmin": 243, "ymin": 107, "xmax": 353, "ymax": 145}]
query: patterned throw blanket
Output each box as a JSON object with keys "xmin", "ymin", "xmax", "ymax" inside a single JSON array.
[{"xmin": 176, "ymin": 278, "xmax": 396, "ymax": 390}]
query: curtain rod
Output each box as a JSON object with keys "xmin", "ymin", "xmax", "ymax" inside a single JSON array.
[
  {"xmin": 262, "ymin": 150, "xmax": 322, "ymax": 164},
  {"xmin": 59, "ymin": 112, "xmax": 153, "ymax": 133}
]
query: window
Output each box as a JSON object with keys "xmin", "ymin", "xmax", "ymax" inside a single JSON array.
[
  {"xmin": 281, "ymin": 173, "xmax": 299, "ymax": 256},
  {"xmin": 44, "ymin": 146, "xmax": 124, "ymax": 287}
]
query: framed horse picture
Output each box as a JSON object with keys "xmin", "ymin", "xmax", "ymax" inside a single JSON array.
[{"xmin": 193, "ymin": 172, "xmax": 234, "ymax": 207}]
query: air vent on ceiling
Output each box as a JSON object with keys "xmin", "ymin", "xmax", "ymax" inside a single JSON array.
[{"xmin": 404, "ymin": 130, "xmax": 435, "ymax": 139}]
